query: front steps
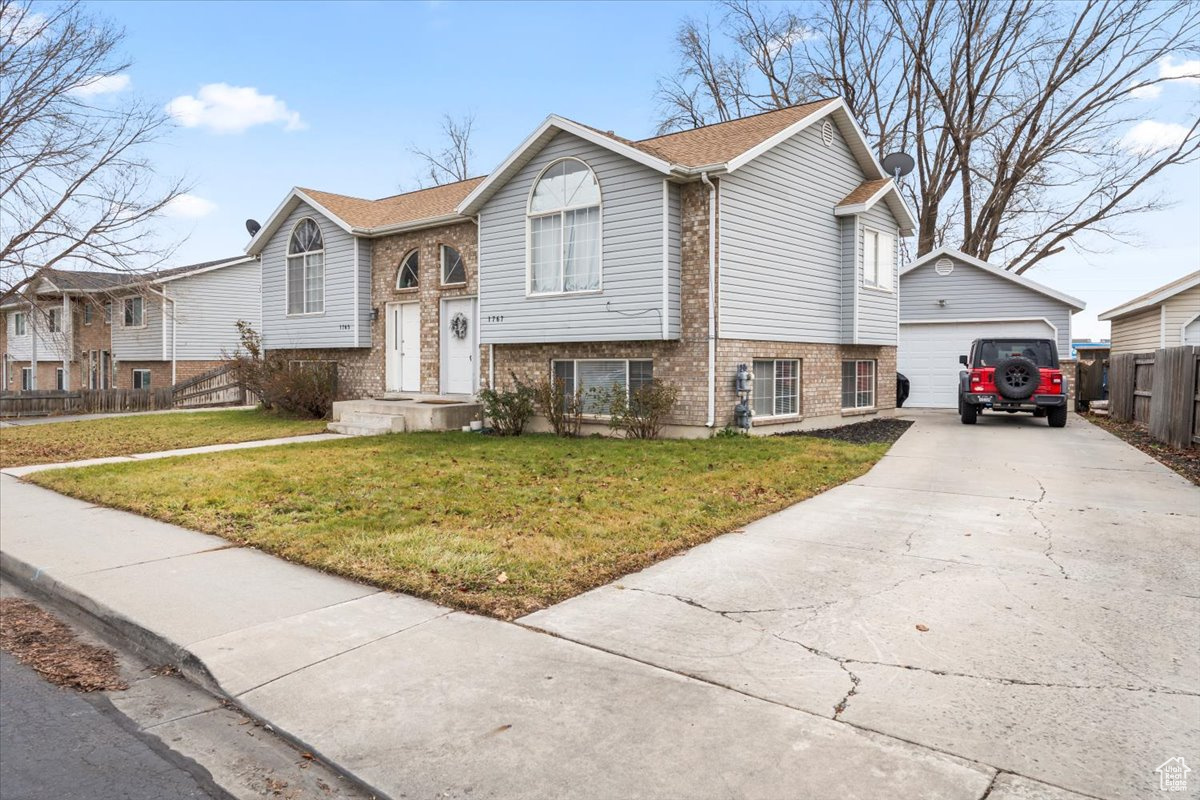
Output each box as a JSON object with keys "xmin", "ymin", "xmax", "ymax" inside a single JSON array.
[{"xmin": 329, "ymin": 395, "xmax": 482, "ymax": 436}]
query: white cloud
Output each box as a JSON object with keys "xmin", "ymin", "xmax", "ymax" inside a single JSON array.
[
  {"xmin": 1159, "ymin": 55, "xmax": 1200, "ymax": 85},
  {"xmin": 1128, "ymin": 81, "xmax": 1162, "ymax": 100},
  {"xmin": 1121, "ymin": 120, "xmax": 1190, "ymax": 155},
  {"xmin": 163, "ymin": 193, "xmax": 218, "ymax": 219},
  {"xmin": 165, "ymin": 83, "xmax": 305, "ymax": 134},
  {"xmin": 1, "ymin": 8, "xmax": 46, "ymax": 44},
  {"xmin": 70, "ymin": 74, "xmax": 131, "ymax": 97}
]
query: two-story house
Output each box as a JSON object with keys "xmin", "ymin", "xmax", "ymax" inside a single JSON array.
[
  {"xmin": 2, "ymin": 256, "xmax": 260, "ymax": 392},
  {"xmin": 245, "ymin": 179, "xmax": 484, "ymax": 397},
  {"xmin": 461, "ymin": 97, "xmax": 914, "ymax": 434},
  {"xmin": 250, "ymin": 97, "xmax": 913, "ymax": 434}
]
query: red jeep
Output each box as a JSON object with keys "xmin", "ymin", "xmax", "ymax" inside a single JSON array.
[{"xmin": 958, "ymin": 338, "xmax": 1068, "ymax": 427}]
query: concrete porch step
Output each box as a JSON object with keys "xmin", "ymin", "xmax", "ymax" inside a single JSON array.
[
  {"xmin": 331, "ymin": 397, "xmax": 481, "ymax": 433},
  {"xmin": 327, "ymin": 419, "xmax": 394, "ymax": 437}
]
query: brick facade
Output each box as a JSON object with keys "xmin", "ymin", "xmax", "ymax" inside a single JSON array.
[
  {"xmin": 490, "ymin": 180, "xmax": 897, "ymax": 435},
  {"xmin": 269, "ymin": 220, "xmax": 480, "ymax": 400}
]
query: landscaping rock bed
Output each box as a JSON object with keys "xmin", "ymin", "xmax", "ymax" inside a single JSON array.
[{"xmin": 781, "ymin": 418, "xmax": 914, "ymax": 445}]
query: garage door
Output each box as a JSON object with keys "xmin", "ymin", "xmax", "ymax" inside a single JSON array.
[{"xmin": 898, "ymin": 320, "xmax": 1057, "ymax": 408}]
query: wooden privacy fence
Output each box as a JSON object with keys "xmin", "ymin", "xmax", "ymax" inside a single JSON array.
[
  {"xmin": 1108, "ymin": 345, "xmax": 1199, "ymax": 449},
  {"xmin": 0, "ymin": 364, "xmax": 253, "ymax": 418}
]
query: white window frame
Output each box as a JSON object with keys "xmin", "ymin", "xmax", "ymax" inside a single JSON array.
[
  {"xmin": 440, "ymin": 244, "xmax": 466, "ymax": 286},
  {"xmin": 841, "ymin": 359, "xmax": 876, "ymax": 410},
  {"xmin": 526, "ymin": 158, "xmax": 604, "ymax": 297},
  {"xmin": 551, "ymin": 358, "xmax": 653, "ymax": 416},
  {"xmin": 47, "ymin": 307, "xmax": 62, "ymax": 333},
  {"xmin": 751, "ymin": 359, "xmax": 800, "ymax": 418},
  {"xmin": 123, "ymin": 296, "xmax": 144, "ymax": 328},
  {"xmin": 55, "ymin": 367, "xmax": 65, "ymax": 390},
  {"xmin": 13, "ymin": 312, "xmax": 26, "ymax": 337},
  {"xmin": 862, "ymin": 228, "xmax": 895, "ymax": 292},
  {"xmin": 132, "ymin": 369, "xmax": 152, "ymax": 390},
  {"xmin": 286, "ymin": 217, "xmax": 326, "ymax": 316},
  {"xmin": 396, "ymin": 249, "xmax": 419, "ymax": 290},
  {"xmin": 104, "ymin": 301, "xmax": 112, "ymax": 325},
  {"xmin": 83, "ymin": 303, "xmax": 93, "ymax": 325},
  {"xmin": 21, "ymin": 367, "xmax": 32, "ymax": 391}
]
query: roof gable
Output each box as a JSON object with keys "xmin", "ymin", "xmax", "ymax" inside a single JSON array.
[
  {"xmin": 902, "ymin": 246, "xmax": 1086, "ymax": 311},
  {"xmin": 1097, "ymin": 270, "xmax": 1200, "ymax": 320},
  {"xmin": 834, "ymin": 178, "xmax": 916, "ymax": 236}
]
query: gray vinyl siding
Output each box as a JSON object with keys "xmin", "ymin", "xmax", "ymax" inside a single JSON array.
[
  {"xmin": 5, "ymin": 306, "xmax": 70, "ymax": 361},
  {"xmin": 164, "ymin": 260, "xmax": 262, "ymax": 360},
  {"xmin": 900, "ymin": 256, "xmax": 1073, "ymax": 354},
  {"xmin": 260, "ymin": 201, "xmax": 368, "ymax": 350},
  {"xmin": 839, "ymin": 217, "xmax": 857, "ymax": 342},
  {"xmin": 111, "ymin": 294, "xmax": 164, "ymax": 360},
  {"xmin": 667, "ymin": 181, "xmax": 681, "ymax": 339},
  {"xmin": 856, "ymin": 204, "xmax": 899, "ymax": 345},
  {"xmin": 356, "ymin": 237, "xmax": 373, "ymax": 347},
  {"xmin": 477, "ymin": 131, "xmax": 677, "ymax": 344},
  {"xmin": 1109, "ymin": 306, "xmax": 1162, "ymax": 354},
  {"xmin": 719, "ymin": 118, "xmax": 895, "ymax": 343}
]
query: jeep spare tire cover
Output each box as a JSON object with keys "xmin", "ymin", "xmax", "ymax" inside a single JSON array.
[{"xmin": 994, "ymin": 355, "xmax": 1039, "ymax": 400}]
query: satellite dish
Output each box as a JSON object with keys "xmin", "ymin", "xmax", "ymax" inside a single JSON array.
[
  {"xmin": 245, "ymin": 219, "xmax": 261, "ymax": 237},
  {"xmin": 881, "ymin": 152, "xmax": 915, "ymax": 179}
]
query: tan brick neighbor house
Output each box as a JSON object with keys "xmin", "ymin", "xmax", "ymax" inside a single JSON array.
[
  {"xmin": 2, "ymin": 256, "xmax": 260, "ymax": 393},
  {"xmin": 249, "ymin": 97, "xmax": 915, "ymax": 434}
]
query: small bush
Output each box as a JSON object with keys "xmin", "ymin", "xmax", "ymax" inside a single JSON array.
[
  {"xmin": 598, "ymin": 380, "xmax": 679, "ymax": 440},
  {"xmin": 533, "ymin": 374, "xmax": 584, "ymax": 437},
  {"xmin": 226, "ymin": 321, "xmax": 337, "ymax": 419},
  {"xmin": 478, "ymin": 373, "xmax": 535, "ymax": 436}
]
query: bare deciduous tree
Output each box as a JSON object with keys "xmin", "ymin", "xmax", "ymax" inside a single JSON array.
[
  {"xmin": 410, "ymin": 112, "xmax": 476, "ymax": 188},
  {"xmin": 657, "ymin": 0, "xmax": 1200, "ymax": 273},
  {"xmin": 0, "ymin": 0, "xmax": 187, "ymax": 300}
]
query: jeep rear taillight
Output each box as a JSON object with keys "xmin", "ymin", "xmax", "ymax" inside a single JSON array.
[{"xmin": 970, "ymin": 368, "xmax": 995, "ymax": 392}]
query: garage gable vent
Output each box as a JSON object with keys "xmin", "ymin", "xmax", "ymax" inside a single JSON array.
[
  {"xmin": 934, "ymin": 257, "xmax": 954, "ymax": 276},
  {"xmin": 821, "ymin": 120, "xmax": 835, "ymax": 146}
]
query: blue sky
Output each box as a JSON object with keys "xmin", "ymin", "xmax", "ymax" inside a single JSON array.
[{"xmin": 93, "ymin": 0, "xmax": 1198, "ymax": 341}]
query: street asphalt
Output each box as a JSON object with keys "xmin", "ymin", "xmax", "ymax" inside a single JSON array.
[{"xmin": 0, "ymin": 652, "xmax": 228, "ymax": 800}]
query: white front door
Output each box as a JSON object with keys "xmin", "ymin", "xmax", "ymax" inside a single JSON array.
[
  {"xmin": 385, "ymin": 302, "xmax": 421, "ymax": 393},
  {"xmin": 441, "ymin": 297, "xmax": 476, "ymax": 395}
]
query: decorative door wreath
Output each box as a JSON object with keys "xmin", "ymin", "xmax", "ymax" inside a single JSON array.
[{"xmin": 450, "ymin": 312, "xmax": 469, "ymax": 340}]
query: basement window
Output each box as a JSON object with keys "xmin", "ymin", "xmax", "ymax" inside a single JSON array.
[
  {"xmin": 752, "ymin": 359, "xmax": 799, "ymax": 417},
  {"xmin": 132, "ymin": 369, "xmax": 151, "ymax": 390},
  {"xmin": 552, "ymin": 359, "xmax": 652, "ymax": 415},
  {"xmin": 841, "ymin": 360, "xmax": 876, "ymax": 409}
]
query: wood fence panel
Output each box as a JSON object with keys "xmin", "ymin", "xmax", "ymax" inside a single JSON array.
[
  {"xmin": 1108, "ymin": 353, "xmax": 1135, "ymax": 421},
  {"xmin": 1193, "ymin": 352, "xmax": 1200, "ymax": 446},
  {"xmin": 1133, "ymin": 354, "xmax": 1155, "ymax": 424}
]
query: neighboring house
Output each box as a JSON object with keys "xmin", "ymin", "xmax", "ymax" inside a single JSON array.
[
  {"xmin": 897, "ymin": 247, "xmax": 1085, "ymax": 408},
  {"xmin": 1, "ymin": 269, "xmax": 130, "ymax": 392},
  {"xmin": 458, "ymin": 97, "xmax": 915, "ymax": 434},
  {"xmin": 1097, "ymin": 270, "xmax": 1200, "ymax": 354},
  {"xmin": 245, "ymin": 179, "xmax": 484, "ymax": 397},
  {"xmin": 1071, "ymin": 340, "xmax": 1110, "ymax": 362},
  {"xmin": 107, "ymin": 256, "xmax": 260, "ymax": 389},
  {"xmin": 1, "ymin": 256, "xmax": 260, "ymax": 392}
]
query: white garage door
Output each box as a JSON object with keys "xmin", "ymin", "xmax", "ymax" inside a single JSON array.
[{"xmin": 898, "ymin": 320, "xmax": 1057, "ymax": 408}]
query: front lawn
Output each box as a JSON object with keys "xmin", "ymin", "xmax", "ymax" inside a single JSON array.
[
  {"xmin": 30, "ymin": 432, "xmax": 891, "ymax": 618},
  {"xmin": 0, "ymin": 409, "xmax": 328, "ymax": 468}
]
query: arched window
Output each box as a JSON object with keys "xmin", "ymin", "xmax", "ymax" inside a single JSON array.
[
  {"xmin": 528, "ymin": 159, "xmax": 601, "ymax": 294},
  {"xmin": 397, "ymin": 250, "xmax": 419, "ymax": 289},
  {"xmin": 441, "ymin": 245, "xmax": 465, "ymax": 285},
  {"xmin": 287, "ymin": 218, "xmax": 324, "ymax": 314}
]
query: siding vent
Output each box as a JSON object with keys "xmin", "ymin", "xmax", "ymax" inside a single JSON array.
[
  {"xmin": 821, "ymin": 120, "xmax": 835, "ymax": 146},
  {"xmin": 934, "ymin": 257, "xmax": 954, "ymax": 276}
]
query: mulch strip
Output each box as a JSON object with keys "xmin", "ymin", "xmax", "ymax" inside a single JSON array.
[
  {"xmin": 780, "ymin": 417, "xmax": 914, "ymax": 445},
  {"xmin": 0, "ymin": 598, "xmax": 127, "ymax": 691},
  {"xmin": 1085, "ymin": 414, "xmax": 1200, "ymax": 486}
]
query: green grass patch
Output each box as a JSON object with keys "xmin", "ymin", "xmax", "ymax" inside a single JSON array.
[
  {"xmin": 30, "ymin": 432, "xmax": 891, "ymax": 618},
  {"xmin": 0, "ymin": 409, "xmax": 328, "ymax": 468}
]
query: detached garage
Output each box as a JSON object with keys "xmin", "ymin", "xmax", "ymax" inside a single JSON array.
[{"xmin": 898, "ymin": 248, "xmax": 1085, "ymax": 408}]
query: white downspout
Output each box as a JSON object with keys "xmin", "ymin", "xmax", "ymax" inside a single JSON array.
[
  {"xmin": 30, "ymin": 301, "xmax": 38, "ymax": 390},
  {"xmin": 61, "ymin": 293, "xmax": 70, "ymax": 388},
  {"xmin": 701, "ymin": 172, "xmax": 717, "ymax": 427}
]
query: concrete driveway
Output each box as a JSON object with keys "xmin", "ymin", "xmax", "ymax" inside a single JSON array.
[{"xmin": 523, "ymin": 411, "xmax": 1200, "ymax": 800}]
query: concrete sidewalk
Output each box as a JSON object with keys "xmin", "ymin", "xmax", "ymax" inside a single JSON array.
[{"xmin": 5, "ymin": 478, "xmax": 1003, "ymax": 798}]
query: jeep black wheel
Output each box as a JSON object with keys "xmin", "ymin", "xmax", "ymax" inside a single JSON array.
[
  {"xmin": 1047, "ymin": 406, "xmax": 1067, "ymax": 428},
  {"xmin": 994, "ymin": 356, "xmax": 1040, "ymax": 401},
  {"xmin": 961, "ymin": 401, "xmax": 977, "ymax": 425}
]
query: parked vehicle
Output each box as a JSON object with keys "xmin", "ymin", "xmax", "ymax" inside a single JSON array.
[
  {"xmin": 958, "ymin": 338, "xmax": 1068, "ymax": 427},
  {"xmin": 896, "ymin": 373, "xmax": 910, "ymax": 408}
]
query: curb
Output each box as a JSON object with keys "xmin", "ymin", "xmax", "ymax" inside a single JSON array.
[{"xmin": 0, "ymin": 549, "xmax": 393, "ymax": 800}]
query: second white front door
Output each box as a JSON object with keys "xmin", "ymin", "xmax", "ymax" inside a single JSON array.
[
  {"xmin": 441, "ymin": 297, "xmax": 476, "ymax": 395},
  {"xmin": 386, "ymin": 302, "xmax": 421, "ymax": 393}
]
